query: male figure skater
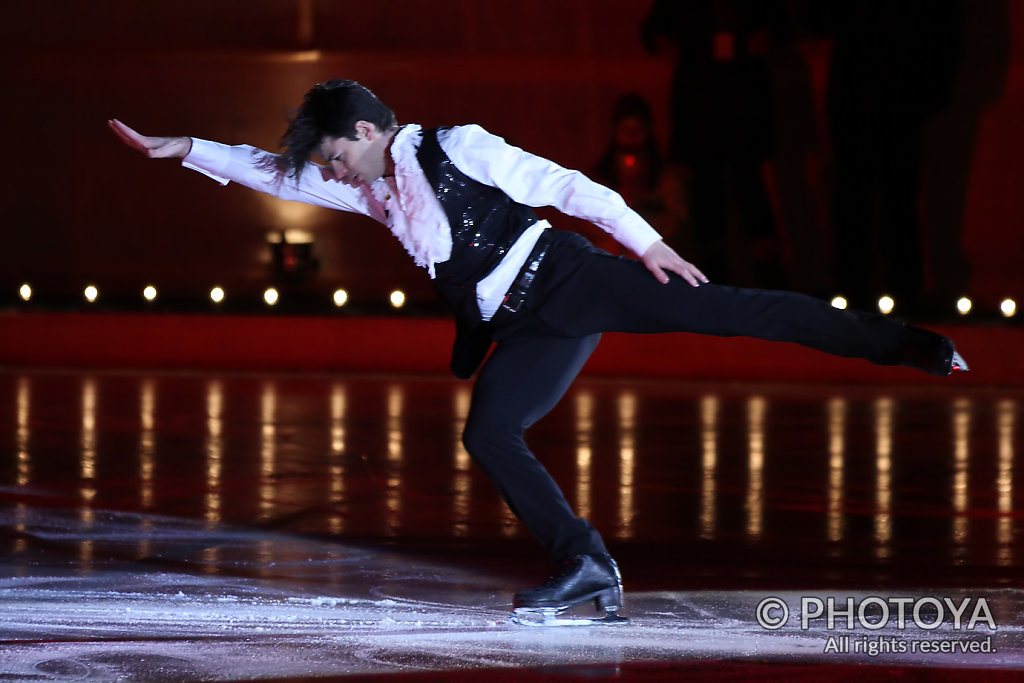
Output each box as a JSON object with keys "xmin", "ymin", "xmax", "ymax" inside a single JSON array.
[{"xmin": 109, "ymin": 80, "xmax": 966, "ymax": 625}]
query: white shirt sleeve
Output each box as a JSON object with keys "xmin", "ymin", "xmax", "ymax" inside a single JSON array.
[
  {"xmin": 181, "ymin": 138, "xmax": 387, "ymax": 223},
  {"xmin": 438, "ymin": 124, "xmax": 663, "ymax": 257}
]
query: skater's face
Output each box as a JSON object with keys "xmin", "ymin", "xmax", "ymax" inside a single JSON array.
[{"xmin": 320, "ymin": 121, "xmax": 391, "ymax": 188}]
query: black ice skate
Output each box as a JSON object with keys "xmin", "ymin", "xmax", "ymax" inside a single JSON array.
[
  {"xmin": 900, "ymin": 326, "xmax": 969, "ymax": 376},
  {"xmin": 512, "ymin": 553, "xmax": 629, "ymax": 626}
]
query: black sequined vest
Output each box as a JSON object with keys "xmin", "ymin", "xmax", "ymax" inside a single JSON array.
[{"xmin": 416, "ymin": 127, "xmax": 538, "ymax": 324}]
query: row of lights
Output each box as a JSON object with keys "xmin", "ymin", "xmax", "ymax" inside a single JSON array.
[
  {"xmin": 17, "ymin": 284, "xmax": 409, "ymax": 309},
  {"xmin": 15, "ymin": 284, "xmax": 1020, "ymax": 318},
  {"xmin": 830, "ymin": 294, "xmax": 1017, "ymax": 318}
]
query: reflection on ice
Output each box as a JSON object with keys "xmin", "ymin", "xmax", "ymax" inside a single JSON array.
[
  {"xmin": 700, "ymin": 394, "xmax": 717, "ymax": 541},
  {"xmin": 5, "ymin": 372, "xmax": 1019, "ymax": 555},
  {"xmin": 874, "ymin": 396, "xmax": 894, "ymax": 558},
  {"xmin": 575, "ymin": 390, "xmax": 593, "ymax": 520},
  {"xmin": 952, "ymin": 397, "xmax": 971, "ymax": 556},
  {"xmin": 259, "ymin": 381, "xmax": 276, "ymax": 523},
  {"xmin": 617, "ymin": 391, "xmax": 636, "ymax": 539},
  {"xmin": 16, "ymin": 376, "xmax": 30, "ymax": 487},
  {"xmin": 2, "ymin": 372, "xmax": 1023, "ymax": 680},
  {"xmin": 328, "ymin": 382, "xmax": 347, "ymax": 535},
  {"xmin": 746, "ymin": 395, "xmax": 766, "ymax": 539},
  {"xmin": 828, "ymin": 397, "xmax": 846, "ymax": 544},
  {"xmin": 205, "ymin": 379, "xmax": 223, "ymax": 526},
  {"xmin": 997, "ymin": 398, "xmax": 1016, "ymax": 566}
]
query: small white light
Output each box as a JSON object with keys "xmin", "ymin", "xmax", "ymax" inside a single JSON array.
[
  {"xmin": 19, "ymin": 284, "xmax": 32, "ymax": 301},
  {"xmin": 389, "ymin": 290, "xmax": 406, "ymax": 308},
  {"xmin": 266, "ymin": 229, "xmax": 314, "ymax": 244},
  {"xmin": 210, "ymin": 287, "xmax": 225, "ymax": 303},
  {"xmin": 878, "ymin": 295, "xmax": 895, "ymax": 315},
  {"xmin": 143, "ymin": 285, "xmax": 158, "ymax": 302},
  {"xmin": 333, "ymin": 289, "xmax": 349, "ymax": 307},
  {"xmin": 956, "ymin": 297, "xmax": 972, "ymax": 315},
  {"xmin": 264, "ymin": 288, "xmax": 279, "ymax": 306},
  {"xmin": 1001, "ymin": 298, "xmax": 1017, "ymax": 318},
  {"xmin": 84, "ymin": 285, "xmax": 98, "ymax": 303},
  {"xmin": 830, "ymin": 296, "xmax": 848, "ymax": 310}
]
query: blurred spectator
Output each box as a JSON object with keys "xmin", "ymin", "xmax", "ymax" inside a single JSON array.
[
  {"xmin": 760, "ymin": 1, "xmax": 830, "ymax": 297},
  {"xmin": 809, "ymin": 0, "xmax": 961, "ymax": 314},
  {"xmin": 592, "ymin": 93, "xmax": 689, "ymax": 256},
  {"xmin": 642, "ymin": 0, "xmax": 789, "ymax": 288},
  {"xmin": 921, "ymin": 0, "xmax": 1009, "ymax": 308}
]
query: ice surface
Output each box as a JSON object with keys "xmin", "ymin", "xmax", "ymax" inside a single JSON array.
[
  {"xmin": 1, "ymin": 506, "xmax": 1022, "ymax": 681},
  {"xmin": 2, "ymin": 371, "xmax": 1022, "ymax": 679}
]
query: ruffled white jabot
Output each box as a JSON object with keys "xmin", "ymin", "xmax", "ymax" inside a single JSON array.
[{"xmin": 371, "ymin": 124, "xmax": 452, "ymax": 279}]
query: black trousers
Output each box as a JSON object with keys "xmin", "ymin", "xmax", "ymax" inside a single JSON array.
[{"xmin": 462, "ymin": 230, "xmax": 916, "ymax": 564}]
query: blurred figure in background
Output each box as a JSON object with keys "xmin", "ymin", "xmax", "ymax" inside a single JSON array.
[
  {"xmin": 642, "ymin": 0, "xmax": 789, "ymax": 288},
  {"xmin": 809, "ymin": 0, "xmax": 961, "ymax": 315},
  {"xmin": 592, "ymin": 93, "xmax": 689, "ymax": 257}
]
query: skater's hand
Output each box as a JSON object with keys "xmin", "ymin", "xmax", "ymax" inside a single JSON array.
[
  {"xmin": 107, "ymin": 119, "xmax": 192, "ymax": 159},
  {"xmin": 641, "ymin": 240, "xmax": 708, "ymax": 287}
]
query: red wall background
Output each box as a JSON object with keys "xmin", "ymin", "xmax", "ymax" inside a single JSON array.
[{"xmin": 0, "ymin": 0, "xmax": 1020, "ymax": 313}]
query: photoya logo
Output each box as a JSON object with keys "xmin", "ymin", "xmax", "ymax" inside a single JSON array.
[{"xmin": 756, "ymin": 596, "xmax": 997, "ymax": 632}]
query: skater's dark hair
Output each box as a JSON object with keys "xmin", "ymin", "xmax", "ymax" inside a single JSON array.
[{"xmin": 279, "ymin": 79, "xmax": 398, "ymax": 181}]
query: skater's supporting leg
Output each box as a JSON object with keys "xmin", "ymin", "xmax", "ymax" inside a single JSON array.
[{"xmin": 462, "ymin": 331, "xmax": 605, "ymax": 563}]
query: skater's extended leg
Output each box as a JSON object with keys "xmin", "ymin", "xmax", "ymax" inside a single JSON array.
[
  {"xmin": 534, "ymin": 250, "xmax": 962, "ymax": 375},
  {"xmin": 462, "ymin": 331, "xmax": 604, "ymax": 564}
]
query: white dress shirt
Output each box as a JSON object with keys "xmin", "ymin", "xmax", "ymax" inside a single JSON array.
[{"xmin": 182, "ymin": 124, "xmax": 662, "ymax": 320}]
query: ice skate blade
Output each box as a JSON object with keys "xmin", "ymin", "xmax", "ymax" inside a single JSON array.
[
  {"xmin": 512, "ymin": 608, "xmax": 630, "ymax": 627},
  {"xmin": 951, "ymin": 350, "xmax": 969, "ymax": 372}
]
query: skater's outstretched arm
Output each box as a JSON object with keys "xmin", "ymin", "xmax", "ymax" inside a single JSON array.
[
  {"xmin": 439, "ymin": 125, "xmax": 708, "ymax": 287},
  {"xmin": 107, "ymin": 119, "xmax": 382, "ymax": 218}
]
